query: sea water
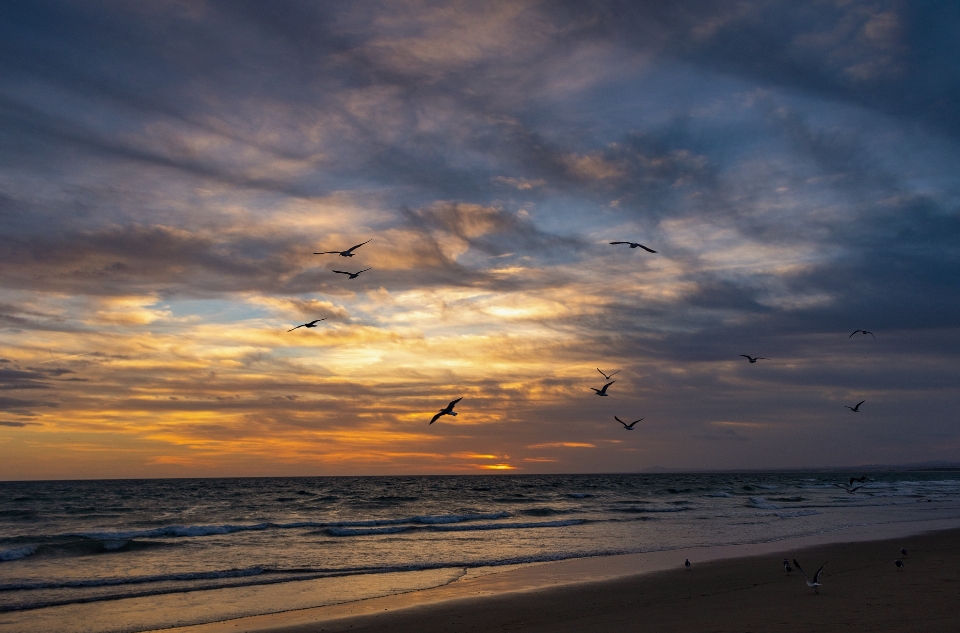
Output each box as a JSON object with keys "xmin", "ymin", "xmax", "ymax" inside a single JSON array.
[{"xmin": 2, "ymin": 472, "xmax": 960, "ymax": 632}]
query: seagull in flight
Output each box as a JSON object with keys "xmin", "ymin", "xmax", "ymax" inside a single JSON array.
[
  {"xmin": 429, "ymin": 397, "xmax": 463, "ymax": 425},
  {"xmin": 740, "ymin": 355, "xmax": 769, "ymax": 363},
  {"xmin": 314, "ymin": 240, "xmax": 371, "ymax": 257},
  {"xmin": 833, "ymin": 483, "xmax": 864, "ymax": 494},
  {"xmin": 591, "ymin": 381, "xmax": 615, "ymax": 396},
  {"xmin": 793, "ymin": 559, "xmax": 827, "ymax": 593},
  {"xmin": 849, "ymin": 329, "xmax": 876, "ymax": 340},
  {"xmin": 333, "ymin": 268, "xmax": 371, "ymax": 280},
  {"xmin": 845, "ymin": 400, "xmax": 865, "ymax": 412},
  {"xmin": 849, "ymin": 476, "xmax": 869, "ymax": 485},
  {"xmin": 615, "ymin": 416, "xmax": 643, "ymax": 430},
  {"xmin": 610, "ymin": 241, "xmax": 657, "ymax": 253},
  {"xmin": 287, "ymin": 319, "xmax": 326, "ymax": 332},
  {"xmin": 597, "ymin": 368, "xmax": 619, "ymax": 380}
]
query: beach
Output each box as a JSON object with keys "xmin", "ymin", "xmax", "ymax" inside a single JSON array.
[{"xmin": 158, "ymin": 522, "xmax": 960, "ymax": 633}]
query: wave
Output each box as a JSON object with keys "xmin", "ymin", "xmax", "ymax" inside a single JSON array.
[
  {"xmin": 0, "ymin": 545, "xmax": 36, "ymax": 562},
  {"xmin": 776, "ymin": 510, "xmax": 820, "ymax": 518},
  {"xmin": 746, "ymin": 497, "xmax": 780, "ymax": 510},
  {"xmin": 326, "ymin": 519, "xmax": 585, "ymax": 537},
  {"xmin": 608, "ymin": 506, "xmax": 689, "ymax": 513},
  {"xmin": 52, "ymin": 512, "xmax": 513, "ymax": 542}
]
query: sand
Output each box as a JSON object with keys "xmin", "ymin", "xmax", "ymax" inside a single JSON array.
[{"xmin": 160, "ymin": 523, "xmax": 960, "ymax": 633}]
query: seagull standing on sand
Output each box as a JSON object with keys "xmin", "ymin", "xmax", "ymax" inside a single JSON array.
[
  {"xmin": 895, "ymin": 559, "xmax": 904, "ymax": 571},
  {"xmin": 597, "ymin": 368, "xmax": 619, "ymax": 380},
  {"xmin": 314, "ymin": 240, "xmax": 371, "ymax": 257},
  {"xmin": 429, "ymin": 397, "xmax": 463, "ymax": 425},
  {"xmin": 610, "ymin": 241, "xmax": 657, "ymax": 253},
  {"xmin": 591, "ymin": 381, "xmax": 615, "ymax": 396},
  {"xmin": 685, "ymin": 559, "xmax": 691, "ymax": 570},
  {"xmin": 901, "ymin": 548, "xmax": 908, "ymax": 556},
  {"xmin": 333, "ymin": 268, "xmax": 371, "ymax": 280},
  {"xmin": 849, "ymin": 329, "xmax": 876, "ymax": 340},
  {"xmin": 783, "ymin": 559, "xmax": 794, "ymax": 574},
  {"xmin": 287, "ymin": 319, "xmax": 326, "ymax": 332},
  {"xmin": 793, "ymin": 559, "xmax": 827, "ymax": 593},
  {"xmin": 845, "ymin": 400, "xmax": 865, "ymax": 412},
  {"xmin": 740, "ymin": 355, "xmax": 769, "ymax": 363},
  {"xmin": 615, "ymin": 416, "xmax": 643, "ymax": 430}
]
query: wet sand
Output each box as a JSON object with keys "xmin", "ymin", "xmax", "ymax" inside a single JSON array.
[{"xmin": 160, "ymin": 524, "xmax": 960, "ymax": 633}]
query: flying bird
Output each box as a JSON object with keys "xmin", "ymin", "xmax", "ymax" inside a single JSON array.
[
  {"xmin": 314, "ymin": 240, "xmax": 371, "ymax": 257},
  {"xmin": 615, "ymin": 416, "xmax": 643, "ymax": 430},
  {"xmin": 833, "ymin": 483, "xmax": 864, "ymax": 494},
  {"xmin": 740, "ymin": 355, "xmax": 769, "ymax": 363},
  {"xmin": 597, "ymin": 368, "xmax": 619, "ymax": 380},
  {"xmin": 610, "ymin": 241, "xmax": 657, "ymax": 253},
  {"xmin": 849, "ymin": 476, "xmax": 870, "ymax": 486},
  {"xmin": 333, "ymin": 268, "xmax": 371, "ymax": 279},
  {"xmin": 287, "ymin": 319, "xmax": 326, "ymax": 332},
  {"xmin": 793, "ymin": 559, "xmax": 827, "ymax": 593},
  {"xmin": 845, "ymin": 400, "xmax": 865, "ymax": 412},
  {"xmin": 429, "ymin": 397, "xmax": 463, "ymax": 425},
  {"xmin": 849, "ymin": 329, "xmax": 876, "ymax": 340},
  {"xmin": 895, "ymin": 559, "xmax": 904, "ymax": 571},
  {"xmin": 591, "ymin": 381, "xmax": 615, "ymax": 396}
]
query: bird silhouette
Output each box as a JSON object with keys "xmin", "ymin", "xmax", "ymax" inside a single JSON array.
[
  {"xmin": 783, "ymin": 559, "xmax": 794, "ymax": 574},
  {"xmin": 849, "ymin": 476, "xmax": 870, "ymax": 485},
  {"xmin": 597, "ymin": 368, "xmax": 620, "ymax": 380},
  {"xmin": 845, "ymin": 400, "xmax": 865, "ymax": 412},
  {"xmin": 793, "ymin": 559, "xmax": 827, "ymax": 593},
  {"xmin": 685, "ymin": 559, "xmax": 691, "ymax": 570},
  {"xmin": 333, "ymin": 268, "xmax": 371, "ymax": 279},
  {"xmin": 610, "ymin": 241, "xmax": 657, "ymax": 253},
  {"xmin": 740, "ymin": 355, "xmax": 769, "ymax": 363},
  {"xmin": 900, "ymin": 548, "xmax": 908, "ymax": 556},
  {"xmin": 314, "ymin": 240, "xmax": 371, "ymax": 257},
  {"xmin": 849, "ymin": 329, "xmax": 876, "ymax": 340},
  {"xmin": 615, "ymin": 416, "xmax": 643, "ymax": 430},
  {"xmin": 591, "ymin": 381, "xmax": 615, "ymax": 396},
  {"xmin": 895, "ymin": 559, "xmax": 904, "ymax": 571},
  {"xmin": 287, "ymin": 319, "xmax": 326, "ymax": 332},
  {"xmin": 833, "ymin": 483, "xmax": 864, "ymax": 494},
  {"xmin": 429, "ymin": 397, "xmax": 463, "ymax": 425}
]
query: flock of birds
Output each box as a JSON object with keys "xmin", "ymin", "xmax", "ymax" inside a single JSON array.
[{"xmin": 294, "ymin": 238, "xmax": 877, "ymax": 427}]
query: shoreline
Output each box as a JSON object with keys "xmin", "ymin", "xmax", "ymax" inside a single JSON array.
[{"xmin": 154, "ymin": 516, "xmax": 960, "ymax": 633}]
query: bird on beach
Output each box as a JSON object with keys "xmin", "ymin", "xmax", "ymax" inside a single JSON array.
[
  {"xmin": 845, "ymin": 400, "xmax": 865, "ymax": 412},
  {"xmin": 895, "ymin": 559, "xmax": 904, "ymax": 571},
  {"xmin": 849, "ymin": 329, "xmax": 876, "ymax": 340},
  {"xmin": 597, "ymin": 368, "xmax": 619, "ymax": 380},
  {"xmin": 901, "ymin": 548, "xmax": 908, "ymax": 556},
  {"xmin": 610, "ymin": 241, "xmax": 657, "ymax": 253},
  {"xmin": 793, "ymin": 559, "xmax": 827, "ymax": 593},
  {"xmin": 591, "ymin": 381, "xmax": 615, "ymax": 396},
  {"xmin": 333, "ymin": 268, "xmax": 371, "ymax": 279},
  {"xmin": 287, "ymin": 319, "xmax": 326, "ymax": 332},
  {"xmin": 685, "ymin": 559, "xmax": 691, "ymax": 570},
  {"xmin": 314, "ymin": 240, "xmax": 371, "ymax": 257},
  {"xmin": 429, "ymin": 397, "xmax": 463, "ymax": 425},
  {"xmin": 615, "ymin": 416, "xmax": 643, "ymax": 430},
  {"xmin": 783, "ymin": 559, "xmax": 794, "ymax": 574},
  {"xmin": 740, "ymin": 355, "xmax": 769, "ymax": 363}
]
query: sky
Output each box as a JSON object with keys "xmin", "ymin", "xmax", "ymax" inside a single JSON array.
[{"xmin": 1, "ymin": 0, "xmax": 959, "ymax": 479}]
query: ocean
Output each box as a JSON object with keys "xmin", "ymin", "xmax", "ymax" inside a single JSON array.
[{"xmin": 2, "ymin": 472, "xmax": 960, "ymax": 632}]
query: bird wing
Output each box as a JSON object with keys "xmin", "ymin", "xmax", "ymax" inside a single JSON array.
[
  {"xmin": 357, "ymin": 268, "xmax": 372, "ymax": 274},
  {"xmin": 600, "ymin": 380, "xmax": 615, "ymax": 393},
  {"xmin": 309, "ymin": 319, "xmax": 326, "ymax": 325},
  {"xmin": 856, "ymin": 400, "xmax": 865, "ymax": 408},
  {"xmin": 867, "ymin": 331, "xmax": 876, "ymax": 340},
  {"xmin": 333, "ymin": 270, "xmax": 352, "ymax": 275},
  {"xmin": 638, "ymin": 245, "xmax": 657, "ymax": 253},
  {"xmin": 615, "ymin": 416, "xmax": 627, "ymax": 427},
  {"xmin": 813, "ymin": 562, "xmax": 827, "ymax": 582},
  {"xmin": 850, "ymin": 485, "xmax": 863, "ymax": 493},
  {"xmin": 609, "ymin": 242, "xmax": 630, "ymax": 245},
  {"xmin": 629, "ymin": 418, "xmax": 643, "ymax": 427},
  {"xmin": 447, "ymin": 397, "xmax": 463, "ymax": 411},
  {"xmin": 598, "ymin": 368, "xmax": 609, "ymax": 379},
  {"xmin": 792, "ymin": 560, "xmax": 810, "ymax": 582},
  {"xmin": 849, "ymin": 330, "xmax": 860, "ymax": 337},
  {"xmin": 314, "ymin": 251, "xmax": 340, "ymax": 254},
  {"xmin": 287, "ymin": 324, "xmax": 304, "ymax": 332},
  {"xmin": 345, "ymin": 240, "xmax": 371, "ymax": 253},
  {"xmin": 429, "ymin": 411, "xmax": 444, "ymax": 425},
  {"xmin": 740, "ymin": 355, "xmax": 751, "ymax": 360}
]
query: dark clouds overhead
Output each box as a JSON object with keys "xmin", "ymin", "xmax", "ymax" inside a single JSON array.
[{"xmin": 1, "ymin": 0, "xmax": 958, "ymax": 477}]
